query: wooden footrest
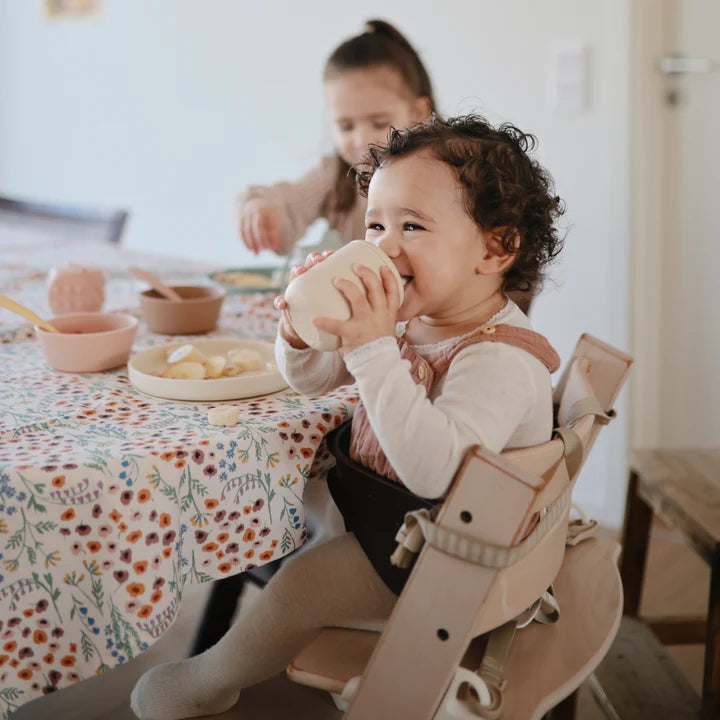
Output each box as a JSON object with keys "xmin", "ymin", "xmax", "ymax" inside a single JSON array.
[{"xmin": 287, "ymin": 628, "xmax": 380, "ymax": 695}]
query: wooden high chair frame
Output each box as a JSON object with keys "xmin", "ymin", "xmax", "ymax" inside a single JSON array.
[{"xmin": 287, "ymin": 334, "xmax": 632, "ymax": 720}]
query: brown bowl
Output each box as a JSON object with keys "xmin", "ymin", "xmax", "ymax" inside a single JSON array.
[
  {"xmin": 139, "ymin": 285, "xmax": 225, "ymax": 334},
  {"xmin": 35, "ymin": 312, "xmax": 139, "ymax": 372}
]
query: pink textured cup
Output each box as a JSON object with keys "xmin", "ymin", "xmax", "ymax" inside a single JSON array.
[
  {"xmin": 47, "ymin": 264, "xmax": 106, "ymax": 314},
  {"xmin": 35, "ymin": 312, "xmax": 139, "ymax": 372}
]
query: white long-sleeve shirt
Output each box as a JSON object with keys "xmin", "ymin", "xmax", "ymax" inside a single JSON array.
[{"xmin": 275, "ymin": 300, "xmax": 554, "ymax": 499}]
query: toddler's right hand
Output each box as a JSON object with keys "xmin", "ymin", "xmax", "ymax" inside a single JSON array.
[
  {"xmin": 274, "ymin": 251, "xmax": 334, "ymax": 350},
  {"xmin": 237, "ymin": 199, "xmax": 283, "ymax": 254}
]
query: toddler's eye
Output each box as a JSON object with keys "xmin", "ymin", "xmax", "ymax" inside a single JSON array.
[
  {"xmin": 372, "ymin": 121, "xmax": 389, "ymax": 130},
  {"xmin": 336, "ymin": 121, "xmax": 354, "ymax": 133},
  {"xmin": 366, "ymin": 223, "xmax": 384, "ymax": 231},
  {"xmin": 404, "ymin": 222, "xmax": 424, "ymax": 232}
]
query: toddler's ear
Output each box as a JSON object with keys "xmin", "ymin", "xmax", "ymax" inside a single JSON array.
[{"xmin": 476, "ymin": 230, "xmax": 518, "ymax": 276}]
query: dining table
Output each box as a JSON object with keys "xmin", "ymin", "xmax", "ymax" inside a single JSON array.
[{"xmin": 0, "ymin": 226, "xmax": 358, "ymax": 718}]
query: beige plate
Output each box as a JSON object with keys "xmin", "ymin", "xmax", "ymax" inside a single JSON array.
[{"xmin": 128, "ymin": 338, "xmax": 288, "ymax": 401}]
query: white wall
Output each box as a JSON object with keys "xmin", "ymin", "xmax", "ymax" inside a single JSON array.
[{"xmin": 0, "ymin": 0, "xmax": 632, "ymax": 527}]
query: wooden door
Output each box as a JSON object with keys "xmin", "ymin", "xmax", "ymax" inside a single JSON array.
[{"xmin": 631, "ymin": 0, "xmax": 720, "ymax": 447}]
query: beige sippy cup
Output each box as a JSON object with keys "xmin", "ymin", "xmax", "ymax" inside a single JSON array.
[{"xmin": 283, "ymin": 240, "xmax": 404, "ymax": 351}]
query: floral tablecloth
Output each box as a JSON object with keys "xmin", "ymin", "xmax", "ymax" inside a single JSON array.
[{"xmin": 0, "ymin": 233, "xmax": 357, "ymax": 717}]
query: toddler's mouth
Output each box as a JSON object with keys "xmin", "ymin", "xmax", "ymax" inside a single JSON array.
[{"xmin": 400, "ymin": 275, "xmax": 413, "ymax": 288}]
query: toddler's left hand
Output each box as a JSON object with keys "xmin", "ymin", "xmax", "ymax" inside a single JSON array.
[{"xmin": 312, "ymin": 264, "xmax": 401, "ymax": 352}]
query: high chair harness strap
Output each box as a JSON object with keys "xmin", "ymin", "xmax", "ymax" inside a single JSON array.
[
  {"xmin": 552, "ymin": 427, "xmax": 584, "ymax": 482},
  {"xmin": 564, "ymin": 396, "xmax": 615, "ymax": 428},
  {"xmin": 391, "ymin": 484, "xmax": 573, "ymax": 570},
  {"xmin": 438, "ymin": 589, "xmax": 562, "ymax": 719},
  {"xmin": 553, "ymin": 398, "xmax": 615, "ymax": 483}
]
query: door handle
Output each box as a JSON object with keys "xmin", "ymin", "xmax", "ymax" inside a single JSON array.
[{"xmin": 659, "ymin": 56, "xmax": 717, "ymax": 75}]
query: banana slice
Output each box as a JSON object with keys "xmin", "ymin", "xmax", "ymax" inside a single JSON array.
[
  {"xmin": 208, "ymin": 406, "xmax": 240, "ymax": 426},
  {"xmin": 203, "ymin": 355, "xmax": 227, "ymax": 379},
  {"xmin": 227, "ymin": 348, "xmax": 264, "ymax": 372},
  {"xmin": 167, "ymin": 344, "xmax": 207, "ymax": 365},
  {"xmin": 222, "ymin": 362, "xmax": 240, "ymax": 377},
  {"xmin": 162, "ymin": 361, "xmax": 206, "ymax": 379}
]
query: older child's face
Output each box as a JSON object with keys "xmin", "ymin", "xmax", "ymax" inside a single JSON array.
[
  {"xmin": 325, "ymin": 66, "xmax": 429, "ymax": 167},
  {"xmin": 364, "ymin": 151, "xmax": 495, "ymax": 324}
]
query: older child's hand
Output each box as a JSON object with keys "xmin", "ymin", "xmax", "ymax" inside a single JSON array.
[
  {"xmin": 238, "ymin": 199, "xmax": 283, "ymax": 254},
  {"xmin": 313, "ymin": 264, "xmax": 400, "ymax": 351},
  {"xmin": 274, "ymin": 251, "xmax": 335, "ymax": 349}
]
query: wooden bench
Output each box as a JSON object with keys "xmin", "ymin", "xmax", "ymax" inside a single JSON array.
[{"xmin": 616, "ymin": 448, "xmax": 719, "ymax": 719}]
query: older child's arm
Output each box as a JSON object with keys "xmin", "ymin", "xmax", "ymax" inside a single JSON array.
[
  {"xmin": 343, "ymin": 339, "xmax": 544, "ymax": 498},
  {"xmin": 235, "ymin": 156, "xmax": 338, "ymax": 255}
]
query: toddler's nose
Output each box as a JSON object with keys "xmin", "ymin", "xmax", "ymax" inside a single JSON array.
[{"xmin": 375, "ymin": 231, "xmax": 401, "ymax": 257}]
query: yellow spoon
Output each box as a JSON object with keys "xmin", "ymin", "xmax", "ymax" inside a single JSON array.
[{"xmin": 0, "ymin": 294, "xmax": 60, "ymax": 333}]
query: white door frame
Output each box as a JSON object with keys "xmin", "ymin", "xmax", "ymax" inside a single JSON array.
[{"xmin": 628, "ymin": 0, "xmax": 672, "ymax": 447}]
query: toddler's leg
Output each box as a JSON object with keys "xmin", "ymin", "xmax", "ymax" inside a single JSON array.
[{"xmin": 130, "ymin": 532, "xmax": 396, "ymax": 720}]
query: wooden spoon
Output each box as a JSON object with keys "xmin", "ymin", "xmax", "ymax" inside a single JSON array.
[
  {"xmin": 128, "ymin": 267, "xmax": 183, "ymax": 302},
  {"xmin": 0, "ymin": 294, "xmax": 60, "ymax": 333}
]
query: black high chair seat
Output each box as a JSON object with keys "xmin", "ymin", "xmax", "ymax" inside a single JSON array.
[{"xmin": 326, "ymin": 420, "xmax": 435, "ymax": 595}]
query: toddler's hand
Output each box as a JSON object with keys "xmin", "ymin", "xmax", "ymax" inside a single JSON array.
[
  {"xmin": 237, "ymin": 199, "xmax": 283, "ymax": 254},
  {"xmin": 313, "ymin": 264, "xmax": 400, "ymax": 352},
  {"xmin": 274, "ymin": 251, "xmax": 335, "ymax": 350}
]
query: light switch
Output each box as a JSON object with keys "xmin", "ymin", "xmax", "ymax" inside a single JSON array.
[{"xmin": 549, "ymin": 45, "xmax": 591, "ymax": 112}]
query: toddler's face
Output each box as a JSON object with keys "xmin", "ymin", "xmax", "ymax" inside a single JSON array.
[
  {"xmin": 325, "ymin": 66, "xmax": 429, "ymax": 168},
  {"xmin": 364, "ymin": 151, "xmax": 492, "ymax": 324}
]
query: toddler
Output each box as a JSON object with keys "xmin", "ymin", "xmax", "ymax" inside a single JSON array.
[
  {"xmin": 236, "ymin": 19, "xmax": 435, "ymax": 255},
  {"xmin": 131, "ymin": 114, "xmax": 564, "ymax": 719}
]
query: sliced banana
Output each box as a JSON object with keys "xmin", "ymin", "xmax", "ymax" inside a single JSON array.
[
  {"xmin": 162, "ymin": 361, "xmax": 206, "ymax": 379},
  {"xmin": 158, "ymin": 345, "xmax": 273, "ymax": 380},
  {"xmin": 208, "ymin": 406, "xmax": 240, "ymax": 426},
  {"xmin": 203, "ymin": 355, "xmax": 227, "ymax": 379},
  {"xmin": 222, "ymin": 362, "xmax": 240, "ymax": 377},
  {"xmin": 227, "ymin": 348, "xmax": 264, "ymax": 372},
  {"xmin": 167, "ymin": 344, "xmax": 207, "ymax": 365}
]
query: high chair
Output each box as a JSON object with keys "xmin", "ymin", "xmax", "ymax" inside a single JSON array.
[{"xmin": 286, "ymin": 334, "xmax": 633, "ymax": 720}]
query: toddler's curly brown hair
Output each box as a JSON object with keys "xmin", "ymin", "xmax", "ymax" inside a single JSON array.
[{"xmin": 356, "ymin": 114, "xmax": 565, "ymax": 294}]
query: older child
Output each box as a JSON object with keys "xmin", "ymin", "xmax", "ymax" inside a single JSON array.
[
  {"xmin": 132, "ymin": 114, "xmax": 564, "ymax": 720},
  {"xmin": 236, "ymin": 19, "xmax": 435, "ymax": 255}
]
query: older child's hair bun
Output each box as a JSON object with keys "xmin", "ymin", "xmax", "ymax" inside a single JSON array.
[
  {"xmin": 323, "ymin": 20, "xmax": 436, "ymax": 218},
  {"xmin": 325, "ymin": 20, "xmax": 436, "ymax": 112},
  {"xmin": 356, "ymin": 114, "xmax": 565, "ymax": 294}
]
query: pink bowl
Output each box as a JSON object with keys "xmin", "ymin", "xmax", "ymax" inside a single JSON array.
[{"xmin": 35, "ymin": 312, "xmax": 139, "ymax": 372}]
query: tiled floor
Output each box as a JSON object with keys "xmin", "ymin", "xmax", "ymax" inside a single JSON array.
[{"xmin": 13, "ymin": 518, "xmax": 707, "ymax": 719}]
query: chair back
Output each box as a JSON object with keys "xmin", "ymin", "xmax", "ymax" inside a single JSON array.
[{"xmin": 0, "ymin": 195, "xmax": 129, "ymax": 244}]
